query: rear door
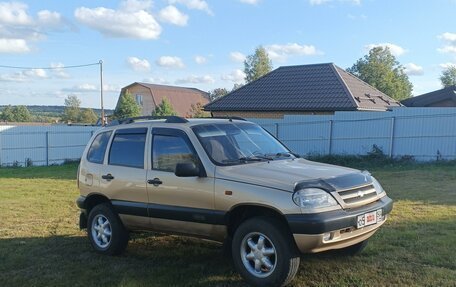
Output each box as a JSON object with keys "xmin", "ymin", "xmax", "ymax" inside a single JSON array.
[
  {"xmin": 146, "ymin": 127, "xmax": 222, "ymax": 239},
  {"xmin": 99, "ymin": 127, "xmax": 150, "ymax": 229}
]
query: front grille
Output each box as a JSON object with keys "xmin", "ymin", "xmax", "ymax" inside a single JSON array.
[{"xmin": 336, "ymin": 184, "xmax": 377, "ymax": 206}]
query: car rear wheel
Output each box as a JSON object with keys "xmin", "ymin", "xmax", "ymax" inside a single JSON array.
[
  {"xmin": 232, "ymin": 217, "xmax": 300, "ymax": 287},
  {"xmin": 87, "ymin": 203, "xmax": 129, "ymax": 255}
]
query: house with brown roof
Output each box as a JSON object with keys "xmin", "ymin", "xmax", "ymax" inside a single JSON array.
[
  {"xmin": 117, "ymin": 82, "xmax": 209, "ymax": 117},
  {"xmin": 401, "ymin": 85, "xmax": 456, "ymax": 107},
  {"xmin": 204, "ymin": 63, "xmax": 401, "ymax": 119}
]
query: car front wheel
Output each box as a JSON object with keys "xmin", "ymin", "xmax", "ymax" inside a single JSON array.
[{"xmin": 232, "ymin": 217, "xmax": 300, "ymax": 287}]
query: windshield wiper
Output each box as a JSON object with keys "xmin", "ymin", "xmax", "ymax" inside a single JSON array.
[{"xmin": 222, "ymin": 154, "xmax": 273, "ymax": 164}]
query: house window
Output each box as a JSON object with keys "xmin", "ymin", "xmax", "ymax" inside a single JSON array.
[{"xmin": 135, "ymin": 94, "xmax": 143, "ymax": 106}]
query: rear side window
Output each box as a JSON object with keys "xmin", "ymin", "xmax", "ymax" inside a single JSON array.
[
  {"xmin": 87, "ymin": 131, "xmax": 112, "ymax": 164},
  {"xmin": 108, "ymin": 128, "xmax": 147, "ymax": 168},
  {"xmin": 152, "ymin": 135, "xmax": 197, "ymax": 172}
]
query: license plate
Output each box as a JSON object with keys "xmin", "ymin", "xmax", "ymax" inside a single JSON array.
[{"xmin": 357, "ymin": 210, "xmax": 378, "ymax": 228}]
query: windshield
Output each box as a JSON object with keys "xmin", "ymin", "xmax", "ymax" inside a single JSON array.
[{"xmin": 192, "ymin": 122, "xmax": 294, "ymax": 165}]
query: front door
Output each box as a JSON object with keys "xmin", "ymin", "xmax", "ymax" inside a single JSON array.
[{"xmin": 146, "ymin": 127, "xmax": 221, "ymax": 239}]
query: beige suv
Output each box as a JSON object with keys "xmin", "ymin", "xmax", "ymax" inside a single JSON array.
[{"xmin": 77, "ymin": 116, "xmax": 393, "ymax": 287}]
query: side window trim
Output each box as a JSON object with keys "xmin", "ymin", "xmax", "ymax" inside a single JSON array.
[
  {"xmin": 151, "ymin": 128, "xmax": 206, "ymax": 176},
  {"xmin": 107, "ymin": 127, "xmax": 148, "ymax": 169}
]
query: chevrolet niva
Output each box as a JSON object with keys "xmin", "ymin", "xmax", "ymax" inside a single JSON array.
[{"xmin": 76, "ymin": 116, "xmax": 393, "ymax": 287}]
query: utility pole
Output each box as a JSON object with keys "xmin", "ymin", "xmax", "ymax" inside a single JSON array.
[{"xmin": 99, "ymin": 60, "xmax": 105, "ymax": 126}]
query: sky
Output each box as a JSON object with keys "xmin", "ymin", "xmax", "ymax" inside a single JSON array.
[{"xmin": 0, "ymin": 0, "xmax": 455, "ymax": 109}]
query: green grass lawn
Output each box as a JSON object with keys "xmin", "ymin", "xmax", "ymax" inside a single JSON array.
[{"xmin": 0, "ymin": 163, "xmax": 455, "ymax": 286}]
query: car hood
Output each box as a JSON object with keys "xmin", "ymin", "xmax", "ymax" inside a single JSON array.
[{"xmin": 215, "ymin": 158, "xmax": 363, "ymax": 192}]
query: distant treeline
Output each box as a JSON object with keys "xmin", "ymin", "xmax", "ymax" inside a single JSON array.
[{"xmin": 0, "ymin": 105, "xmax": 114, "ymax": 117}]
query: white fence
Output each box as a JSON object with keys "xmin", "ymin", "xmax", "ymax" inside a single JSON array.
[
  {"xmin": 0, "ymin": 125, "xmax": 99, "ymax": 167},
  {"xmin": 249, "ymin": 108, "xmax": 456, "ymax": 161},
  {"xmin": 0, "ymin": 108, "xmax": 455, "ymax": 166}
]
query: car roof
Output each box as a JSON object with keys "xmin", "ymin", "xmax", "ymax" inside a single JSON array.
[{"xmin": 98, "ymin": 118, "xmax": 252, "ymax": 132}]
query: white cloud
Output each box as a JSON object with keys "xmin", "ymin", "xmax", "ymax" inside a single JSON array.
[
  {"xmin": 437, "ymin": 32, "xmax": 456, "ymax": 55},
  {"xmin": 156, "ymin": 56, "xmax": 185, "ymax": 68},
  {"xmin": 103, "ymin": 84, "xmax": 121, "ymax": 92},
  {"xmin": 37, "ymin": 10, "xmax": 62, "ymax": 27},
  {"xmin": 74, "ymin": 1, "xmax": 161, "ymax": 39},
  {"xmin": 0, "ymin": 2, "xmax": 67, "ymax": 53},
  {"xmin": 0, "ymin": 38, "xmax": 30, "ymax": 53},
  {"xmin": 439, "ymin": 32, "xmax": 456, "ymax": 43},
  {"xmin": 221, "ymin": 69, "xmax": 246, "ymax": 84},
  {"xmin": 365, "ymin": 43, "xmax": 407, "ymax": 56},
  {"xmin": 50, "ymin": 62, "xmax": 70, "ymax": 78},
  {"xmin": 439, "ymin": 62, "xmax": 456, "ymax": 69},
  {"xmin": 62, "ymin": 84, "xmax": 119, "ymax": 93},
  {"xmin": 126, "ymin": 56, "xmax": 151, "ymax": 72},
  {"xmin": 0, "ymin": 2, "xmax": 32, "ymax": 25},
  {"xmin": 239, "ymin": 0, "xmax": 260, "ymax": 4},
  {"xmin": 159, "ymin": 5, "xmax": 188, "ymax": 26},
  {"xmin": 404, "ymin": 63, "xmax": 424, "ymax": 76},
  {"xmin": 63, "ymin": 83, "xmax": 97, "ymax": 92},
  {"xmin": 0, "ymin": 69, "xmax": 47, "ymax": 82},
  {"xmin": 194, "ymin": 55, "xmax": 207, "ymax": 64},
  {"xmin": 169, "ymin": 0, "xmax": 213, "ymax": 15},
  {"xmin": 309, "ymin": 0, "xmax": 360, "ymax": 5},
  {"xmin": 230, "ymin": 51, "xmax": 246, "ymax": 63},
  {"xmin": 266, "ymin": 43, "xmax": 323, "ymax": 61},
  {"xmin": 438, "ymin": 46, "xmax": 456, "ymax": 54},
  {"xmin": 175, "ymin": 75, "xmax": 214, "ymax": 84},
  {"xmin": 143, "ymin": 77, "xmax": 170, "ymax": 85}
]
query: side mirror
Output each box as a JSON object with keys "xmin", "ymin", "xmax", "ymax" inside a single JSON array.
[{"xmin": 175, "ymin": 162, "xmax": 200, "ymax": 177}]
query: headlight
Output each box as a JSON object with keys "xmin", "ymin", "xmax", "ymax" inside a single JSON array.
[
  {"xmin": 292, "ymin": 188, "xmax": 338, "ymax": 209},
  {"xmin": 371, "ymin": 177, "xmax": 385, "ymax": 195}
]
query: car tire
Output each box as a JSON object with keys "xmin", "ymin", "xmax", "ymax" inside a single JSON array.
[
  {"xmin": 231, "ymin": 217, "xmax": 300, "ymax": 287},
  {"xmin": 338, "ymin": 239, "xmax": 369, "ymax": 256},
  {"xmin": 87, "ymin": 203, "xmax": 129, "ymax": 255}
]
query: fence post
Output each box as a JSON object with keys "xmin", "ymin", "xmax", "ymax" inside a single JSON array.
[
  {"xmin": 274, "ymin": 123, "xmax": 279, "ymax": 138},
  {"xmin": 328, "ymin": 120, "xmax": 333, "ymax": 155},
  {"xmin": 45, "ymin": 131, "xmax": 49, "ymax": 166},
  {"xmin": 0, "ymin": 132, "xmax": 2, "ymax": 167},
  {"xmin": 389, "ymin": 117, "xmax": 395, "ymax": 158}
]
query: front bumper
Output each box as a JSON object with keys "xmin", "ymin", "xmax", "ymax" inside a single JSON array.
[{"xmin": 286, "ymin": 195, "xmax": 393, "ymax": 253}]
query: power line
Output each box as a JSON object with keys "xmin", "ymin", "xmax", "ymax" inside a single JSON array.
[{"xmin": 0, "ymin": 62, "xmax": 100, "ymax": 70}]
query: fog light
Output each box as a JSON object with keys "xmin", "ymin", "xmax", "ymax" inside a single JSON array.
[{"xmin": 323, "ymin": 232, "xmax": 331, "ymax": 241}]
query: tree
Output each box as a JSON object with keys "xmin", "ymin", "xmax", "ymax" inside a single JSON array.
[
  {"xmin": 187, "ymin": 102, "xmax": 210, "ymax": 118},
  {"xmin": 244, "ymin": 46, "xmax": 273, "ymax": 83},
  {"xmin": 0, "ymin": 105, "xmax": 31, "ymax": 122},
  {"xmin": 12, "ymin": 106, "xmax": 31, "ymax": 122},
  {"xmin": 62, "ymin": 95, "xmax": 81, "ymax": 123},
  {"xmin": 209, "ymin": 88, "xmax": 228, "ymax": 102},
  {"xmin": 152, "ymin": 97, "xmax": 177, "ymax": 116},
  {"xmin": 439, "ymin": 66, "xmax": 456, "ymax": 87},
  {"xmin": 113, "ymin": 90, "xmax": 141, "ymax": 119},
  {"xmin": 79, "ymin": 108, "xmax": 98, "ymax": 124},
  {"xmin": 0, "ymin": 105, "xmax": 15, "ymax": 121},
  {"xmin": 347, "ymin": 46, "xmax": 413, "ymax": 101}
]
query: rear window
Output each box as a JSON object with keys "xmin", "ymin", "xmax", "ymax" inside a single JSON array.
[
  {"xmin": 108, "ymin": 128, "xmax": 147, "ymax": 168},
  {"xmin": 87, "ymin": 131, "xmax": 112, "ymax": 164}
]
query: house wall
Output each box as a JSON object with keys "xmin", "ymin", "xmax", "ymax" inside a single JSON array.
[
  {"xmin": 211, "ymin": 111, "xmax": 334, "ymax": 119},
  {"xmin": 123, "ymin": 85, "xmax": 155, "ymax": 116}
]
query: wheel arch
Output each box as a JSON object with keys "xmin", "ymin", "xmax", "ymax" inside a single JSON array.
[{"xmin": 226, "ymin": 203, "xmax": 292, "ymax": 238}]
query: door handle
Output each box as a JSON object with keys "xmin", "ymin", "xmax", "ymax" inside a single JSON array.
[
  {"xmin": 147, "ymin": 178, "xmax": 163, "ymax": 186},
  {"xmin": 102, "ymin": 174, "xmax": 114, "ymax": 181}
]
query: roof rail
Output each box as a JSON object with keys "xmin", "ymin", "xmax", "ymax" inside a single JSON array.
[
  {"xmin": 210, "ymin": 116, "xmax": 246, "ymax": 121},
  {"xmin": 108, "ymin": 116, "xmax": 188, "ymax": 126}
]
